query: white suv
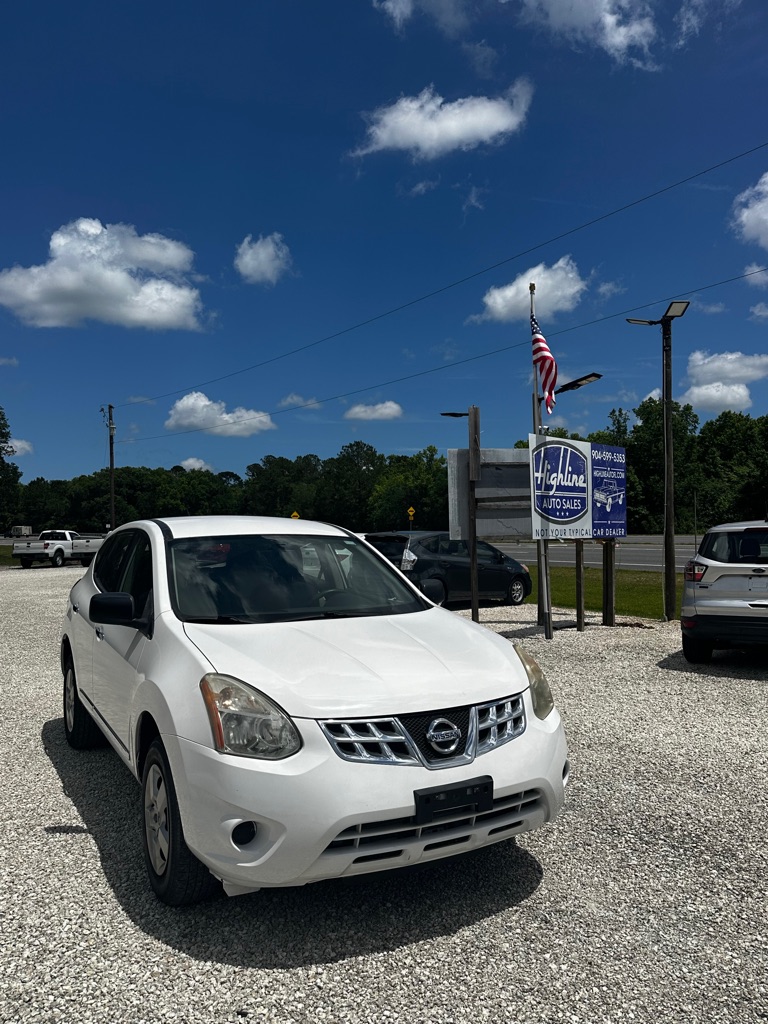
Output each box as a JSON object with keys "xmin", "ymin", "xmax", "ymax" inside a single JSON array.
[{"xmin": 681, "ymin": 520, "xmax": 768, "ymax": 663}]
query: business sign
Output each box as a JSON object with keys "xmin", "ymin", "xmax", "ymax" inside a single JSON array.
[
  {"xmin": 591, "ymin": 444, "xmax": 627, "ymax": 538},
  {"xmin": 529, "ymin": 436, "xmax": 626, "ymax": 540}
]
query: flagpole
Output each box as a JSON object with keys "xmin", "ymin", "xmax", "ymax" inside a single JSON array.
[{"xmin": 530, "ymin": 283, "xmax": 553, "ymax": 640}]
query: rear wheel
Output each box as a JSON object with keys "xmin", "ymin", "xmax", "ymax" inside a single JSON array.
[
  {"xmin": 63, "ymin": 659, "xmax": 104, "ymax": 748},
  {"xmin": 142, "ymin": 739, "xmax": 220, "ymax": 906},
  {"xmin": 682, "ymin": 635, "xmax": 713, "ymax": 664},
  {"xmin": 52, "ymin": 549, "xmax": 65, "ymax": 568},
  {"xmin": 506, "ymin": 577, "xmax": 527, "ymax": 606},
  {"xmin": 20, "ymin": 557, "xmax": 32, "ymax": 569}
]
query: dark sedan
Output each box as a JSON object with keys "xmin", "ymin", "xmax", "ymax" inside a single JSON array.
[{"xmin": 364, "ymin": 531, "xmax": 532, "ymax": 607}]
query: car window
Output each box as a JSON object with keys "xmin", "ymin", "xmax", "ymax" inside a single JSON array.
[
  {"xmin": 476, "ymin": 541, "xmax": 500, "ymax": 564},
  {"xmin": 169, "ymin": 533, "xmax": 427, "ymax": 623},
  {"xmin": 121, "ymin": 533, "xmax": 154, "ymax": 615},
  {"xmin": 94, "ymin": 530, "xmax": 137, "ymax": 592},
  {"xmin": 365, "ymin": 536, "xmax": 407, "ymax": 563},
  {"xmin": 420, "ymin": 536, "xmax": 441, "ymax": 554},
  {"xmin": 700, "ymin": 530, "xmax": 768, "ymax": 564}
]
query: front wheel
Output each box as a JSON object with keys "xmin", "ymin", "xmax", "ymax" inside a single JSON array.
[
  {"xmin": 63, "ymin": 659, "xmax": 104, "ymax": 748},
  {"xmin": 682, "ymin": 634, "xmax": 713, "ymax": 665},
  {"xmin": 142, "ymin": 739, "xmax": 220, "ymax": 906},
  {"xmin": 506, "ymin": 577, "xmax": 527, "ymax": 606},
  {"xmin": 52, "ymin": 550, "xmax": 65, "ymax": 568}
]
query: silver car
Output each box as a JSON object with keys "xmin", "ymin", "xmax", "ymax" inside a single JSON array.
[{"xmin": 681, "ymin": 520, "xmax": 768, "ymax": 663}]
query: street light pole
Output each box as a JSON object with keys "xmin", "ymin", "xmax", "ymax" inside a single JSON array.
[
  {"xmin": 627, "ymin": 300, "xmax": 689, "ymax": 621},
  {"xmin": 441, "ymin": 407, "xmax": 481, "ymax": 623}
]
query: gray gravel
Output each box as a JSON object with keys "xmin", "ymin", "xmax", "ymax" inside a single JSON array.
[{"xmin": 1, "ymin": 566, "xmax": 767, "ymax": 1024}]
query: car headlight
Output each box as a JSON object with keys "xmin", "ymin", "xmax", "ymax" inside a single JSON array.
[
  {"xmin": 514, "ymin": 646, "xmax": 555, "ymax": 720},
  {"xmin": 200, "ymin": 674, "xmax": 301, "ymax": 759}
]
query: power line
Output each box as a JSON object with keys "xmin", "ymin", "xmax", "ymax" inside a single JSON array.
[
  {"xmin": 115, "ymin": 139, "xmax": 768, "ymax": 411},
  {"xmin": 116, "ymin": 264, "xmax": 768, "ymax": 445}
]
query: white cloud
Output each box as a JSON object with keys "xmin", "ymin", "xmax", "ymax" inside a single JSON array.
[
  {"xmin": 374, "ymin": 0, "xmax": 469, "ymax": 36},
  {"xmin": 353, "ymin": 80, "xmax": 533, "ymax": 161},
  {"xmin": 693, "ymin": 300, "xmax": 725, "ymax": 314},
  {"xmin": 0, "ymin": 218, "xmax": 202, "ymax": 329},
  {"xmin": 344, "ymin": 401, "xmax": 403, "ymax": 420},
  {"xmin": 9, "ymin": 438, "xmax": 33, "ymax": 456},
  {"xmin": 0, "ymin": 356, "xmax": 19, "ymax": 366},
  {"xmin": 515, "ymin": 0, "xmax": 657, "ymax": 65},
  {"xmin": 234, "ymin": 232, "xmax": 292, "ymax": 285},
  {"xmin": 471, "ymin": 254, "xmax": 587, "ymax": 323},
  {"xmin": 733, "ymin": 172, "xmax": 768, "ymax": 251},
  {"xmin": 597, "ymin": 280, "xmax": 624, "ymax": 300},
  {"xmin": 679, "ymin": 382, "xmax": 751, "ymax": 411},
  {"xmin": 278, "ymin": 392, "xmax": 320, "ymax": 409},
  {"xmin": 180, "ymin": 457, "xmax": 214, "ymax": 472},
  {"xmin": 686, "ymin": 349, "xmax": 768, "ymax": 386},
  {"xmin": 744, "ymin": 262, "xmax": 768, "ymax": 287},
  {"xmin": 675, "ymin": 0, "xmax": 742, "ymax": 47},
  {"xmin": 165, "ymin": 392, "xmax": 277, "ymax": 437},
  {"xmin": 644, "ymin": 387, "xmax": 662, "ymax": 401},
  {"xmin": 373, "ymin": 0, "xmax": 414, "ymax": 31},
  {"xmin": 678, "ymin": 348, "xmax": 768, "ymax": 412},
  {"xmin": 750, "ymin": 303, "xmax": 768, "ymax": 319}
]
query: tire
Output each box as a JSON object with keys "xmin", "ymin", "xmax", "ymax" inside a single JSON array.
[
  {"xmin": 20, "ymin": 557, "xmax": 32, "ymax": 569},
  {"xmin": 606, "ymin": 498, "xmax": 612, "ymax": 512},
  {"xmin": 52, "ymin": 549, "xmax": 65, "ymax": 568},
  {"xmin": 431, "ymin": 580, "xmax": 447, "ymax": 606},
  {"xmin": 63, "ymin": 659, "xmax": 104, "ymax": 749},
  {"xmin": 80, "ymin": 558, "xmax": 92, "ymax": 567},
  {"xmin": 682, "ymin": 634, "xmax": 714, "ymax": 665},
  {"xmin": 506, "ymin": 577, "xmax": 526, "ymax": 606},
  {"xmin": 142, "ymin": 739, "xmax": 220, "ymax": 906}
]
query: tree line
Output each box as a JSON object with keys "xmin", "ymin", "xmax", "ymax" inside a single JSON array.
[{"xmin": 1, "ymin": 400, "xmax": 766, "ymax": 535}]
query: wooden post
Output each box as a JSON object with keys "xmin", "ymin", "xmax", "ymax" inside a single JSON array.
[
  {"xmin": 602, "ymin": 539, "xmax": 616, "ymax": 626},
  {"xmin": 576, "ymin": 539, "xmax": 585, "ymax": 632}
]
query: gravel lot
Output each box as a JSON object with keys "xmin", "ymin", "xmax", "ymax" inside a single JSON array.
[{"xmin": 1, "ymin": 566, "xmax": 767, "ymax": 1024}]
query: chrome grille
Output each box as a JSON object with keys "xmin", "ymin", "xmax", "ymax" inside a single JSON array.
[
  {"xmin": 319, "ymin": 718, "xmax": 420, "ymax": 764},
  {"xmin": 319, "ymin": 692, "xmax": 526, "ymax": 768}
]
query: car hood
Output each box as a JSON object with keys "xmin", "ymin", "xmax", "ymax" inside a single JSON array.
[{"xmin": 182, "ymin": 608, "xmax": 528, "ymax": 717}]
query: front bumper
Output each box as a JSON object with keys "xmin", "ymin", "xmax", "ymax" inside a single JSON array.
[{"xmin": 165, "ymin": 708, "xmax": 569, "ymax": 895}]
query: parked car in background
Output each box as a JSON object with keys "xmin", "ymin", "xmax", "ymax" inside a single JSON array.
[
  {"xmin": 5, "ymin": 525, "xmax": 33, "ymax": 538},
  {"xmin": 363, "ymin": 530, "xmax": 532, "ymax": 607},
  {"xmin": 681, "ymin": 519, "xmax": 768, "ymax": 663},
  {"xmin": 60, "ymin": 515, "xmax": 567, "ymax": 905},
  {"xmin": 13, "ymin": 529, "xmax": 105, "ymax": 568}
]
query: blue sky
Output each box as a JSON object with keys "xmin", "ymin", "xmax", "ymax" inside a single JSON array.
[{"xmin": 1, "ymin": 0, "xmax": 767, "ymax": 483}]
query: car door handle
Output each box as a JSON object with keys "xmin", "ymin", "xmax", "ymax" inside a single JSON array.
[{"xmin": 95, "ymin": 627, "xmax": 104, "ymax": 640}]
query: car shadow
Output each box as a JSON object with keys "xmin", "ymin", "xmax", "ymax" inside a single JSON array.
[
  {"xmin": 659, "ymin": 645, "xmax": 768, "ymax": 676},
  {"xmin": 41, "ymin": 719, "xmax": 544, "ymax": 968}
]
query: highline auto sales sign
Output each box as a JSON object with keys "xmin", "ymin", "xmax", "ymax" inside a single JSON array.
[{"xmin": 528, "ymin": 435, "xmax": 627, "ymax": 540}]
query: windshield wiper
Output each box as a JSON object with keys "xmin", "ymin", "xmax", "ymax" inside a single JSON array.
[{"xmin": 183, "ymin": 615, "xmax": 252, "ymax": 624}]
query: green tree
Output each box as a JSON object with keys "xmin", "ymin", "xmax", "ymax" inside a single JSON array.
[
  {"xmin": 368, "ymin": 446, "xmax": 448, "ymax": 530},
  {"xmin": 0, "ymin": 405, "xmax": 22, "ymax": 530}
]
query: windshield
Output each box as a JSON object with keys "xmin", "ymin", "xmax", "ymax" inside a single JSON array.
[{"xmin": 169, "ymin": 533, "xmax": 428, "ymax": 623}]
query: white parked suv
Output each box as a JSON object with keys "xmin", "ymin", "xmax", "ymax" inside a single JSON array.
[
  {"xmin": 60, "ymin": 516, "xmax": 569, "ymax": 905},
  {"xmin": 681, "ymin": 519, "xmax": 768, "ymax": 663}
]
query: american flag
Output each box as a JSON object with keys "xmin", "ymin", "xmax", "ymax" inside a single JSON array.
[{"xmin": 531, "ymin": 313, "xmax": 557, "ymax": 415}]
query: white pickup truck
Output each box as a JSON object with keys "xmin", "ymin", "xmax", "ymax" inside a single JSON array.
[{"xmin": 13, "ymin": 530, "xmax": 106, "ymax": 569}]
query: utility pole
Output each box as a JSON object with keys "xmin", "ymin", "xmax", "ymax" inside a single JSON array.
[
  {"xmin": 101, "ymin": 405, "xmax": 116, "ymax": 530},
  {"xmin": 627, "ymin": 301, "xmax": 689, "ymax": 621},
  {"xmin": 468, "ymin": 405, "xmax": 481, "ymax": 623}
]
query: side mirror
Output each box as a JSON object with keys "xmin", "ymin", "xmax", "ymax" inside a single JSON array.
[
  {"xmin": 90, "ymin": 592, "xmax": 150, "ymax": 634},
  {"xmin": 421, "ymin": 579, "xmax": 445, "ymax": 604}
]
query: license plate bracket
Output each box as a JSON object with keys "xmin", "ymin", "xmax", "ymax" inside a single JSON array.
[{"xmin": 414, "ymin": 775, "xmax": 493, "ymax": 826}]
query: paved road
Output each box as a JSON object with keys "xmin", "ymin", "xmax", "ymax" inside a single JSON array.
[{"xmin": 498, "ymin": 534, "xmax": 699, "ymax": 573}]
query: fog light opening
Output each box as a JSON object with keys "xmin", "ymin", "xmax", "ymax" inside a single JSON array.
[{"xmin": 231, "ymin": 820, "xmax": 257, "ymax": 847}]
